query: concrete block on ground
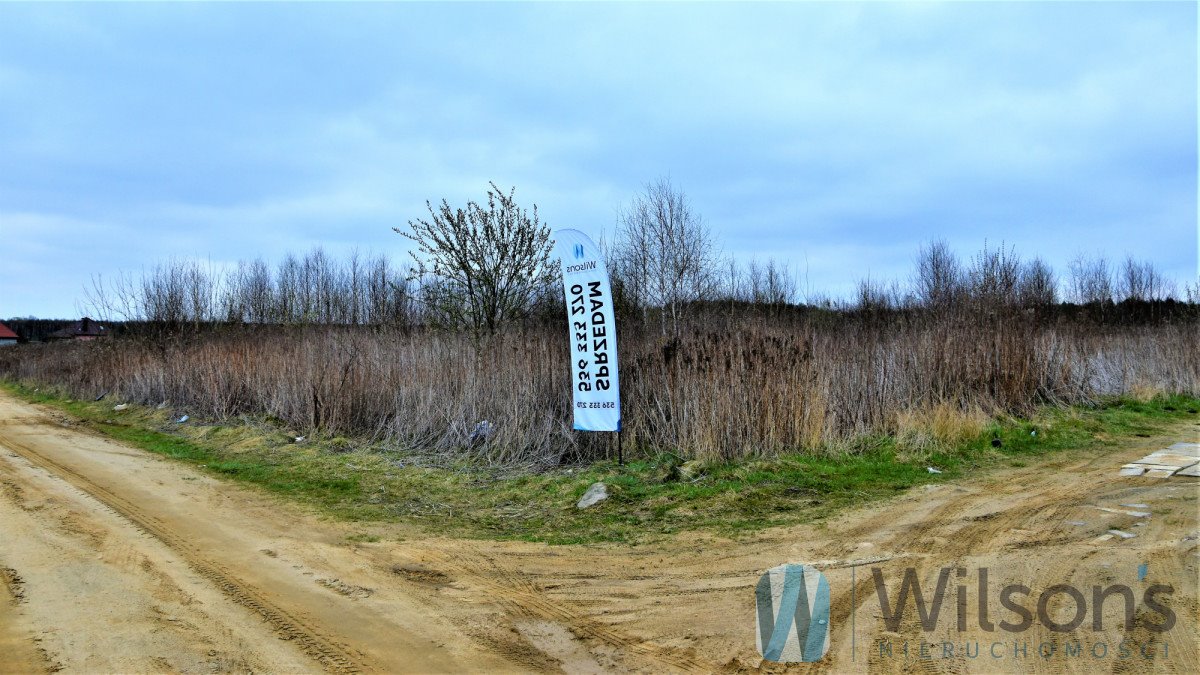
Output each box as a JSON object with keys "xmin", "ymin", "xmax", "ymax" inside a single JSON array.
[
  {"xmin": 1166, "ymin": 442, "xmax": 1199, "ymax": 456},
  {"xmin": 1132, "ymin": 453, "xmax": 1198, "ymax": 468}
]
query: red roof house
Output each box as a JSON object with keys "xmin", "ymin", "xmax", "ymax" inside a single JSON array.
[{"xmin": 0, "ymin": 321, "xmax": 16, "ymax": 346}]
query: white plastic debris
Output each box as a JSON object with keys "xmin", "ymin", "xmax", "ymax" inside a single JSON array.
[
  {"xmin": 468, "ymin": 420, "xmax": 493, "ymax": 444},
  {"xmin": 1107, "ymin": 529, "xmax": 1136, "ymax": 539},
  {"xmin": 156, "ymin": 401, "xmax": 168, "ymax": 410},
  {"xmin": 176, "ymin": 415, "xmax": 189, "ymax": 423},
  {"xmin": 294, "ymin": 436, "xmax": 306, "ymax": 443},
  {"xmin": 112, "ymin": 404, "xmax": 128, "ymax": 411},
  {"xmin": 1120, "ymin": 503, "xmax": 1149, "ymax": 509},
  {"xmin": 926, "ymin": 467, "xmax": 943, "ymax": 474}
]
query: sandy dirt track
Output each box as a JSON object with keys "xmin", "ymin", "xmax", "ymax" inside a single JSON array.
[{"xmin": 0, "ymin": 391, "xmax": 1196, "ymax": 674}]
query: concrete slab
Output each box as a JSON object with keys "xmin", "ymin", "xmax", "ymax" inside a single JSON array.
[
  {"xmin": 1166, "ymin": 442, "xmax": 1200, "ymax": 456},
  {"xmin": 1119, "ymin": 466, "xmax": 1147, "ymax": 477},
  {"xmin": 1132, "ymin": 453, "xmax": 1199, "ymax": 468},
  {"xmin": 1145, "ymin": 468, "xmax": 1178, "ymax": 479},
  {"xmin": 1091, "ymin": 506, "xmax": 1151, "ymax": 518},
  {"xmin": 1128, "ymin": 463, "xmax": 1187, "ymax": 472},
  {"xmin": 1142, "ymin": 451, "xmax": 1200, "ymax": 461},
  {"xmin": 1176, "ymin": 464, "xmax": 1200, "ymax": 477}
]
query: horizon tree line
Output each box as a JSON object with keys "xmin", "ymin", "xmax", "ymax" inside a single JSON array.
[{"xmin": 68, "ymin": 178, "xmax": 1196, "ymax": 330}]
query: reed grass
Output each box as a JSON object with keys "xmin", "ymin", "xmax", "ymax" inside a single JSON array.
[{"xmin": 2, "ymin": 304, "xmax": 1195, "ymax": 467}]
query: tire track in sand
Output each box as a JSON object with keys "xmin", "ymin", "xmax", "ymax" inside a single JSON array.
[
  {"xmin": 0, "ymin": 432, "xmax": 368, "ymax": 674},
  {"xmin": 413, "ymin": 545, "xmax": 723, "ymax": 673}
]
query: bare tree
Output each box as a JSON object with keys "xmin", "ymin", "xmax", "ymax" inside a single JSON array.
[
  {"xmin": 1067, "ymin": 254, "xmax": 1114, "ymax": 304},
  {"xmin": 855, "ymin": 275, "xmax": 894, "ymax": 311},
  {"xmin": 913, "ymin": 240, "xmax": 962, "ymax": 310},
  {"xmin": 83, "ymin": 249, "xmax": 416, "ymax": 328},
  {"xmin": 1017, "ymin": 257, "xmax": 1057, "ymax": 306},
  {"xmin": 397, "ymin": 182, "xmax": 555, "ymax": 335},
  {"xmin": 966, "ymin": 241, "xmax": 1021, "ymax": 307},
  {"xmin": 611, "ymin": 177, "xmax": 720, "ymax": 334},
  {"xmin": 82, "ymin": 271, "xmax": 140, "ymax": 321},
  {"xmin": 742, "ymin": 258, "xmax": 797, "ymax": 306},
  {"xmin": 1185, "ymin": 277, "xmax": 1200, "ymax": 305},
  {"xmin": 1119, "ymin": 256, "xmax": 1171, "ymax": 301}
]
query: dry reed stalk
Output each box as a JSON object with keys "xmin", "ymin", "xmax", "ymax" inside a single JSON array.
[{"xmin": 1, "ymin": 312, "xmax": 1196, "ymax": 465}]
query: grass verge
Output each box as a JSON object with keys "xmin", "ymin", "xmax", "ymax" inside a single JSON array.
[{"xmin": 2, "ymin": 380, "xmax": 1197, "ymax": 545}]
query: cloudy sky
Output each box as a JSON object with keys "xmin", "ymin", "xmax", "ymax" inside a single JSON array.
[{"xmin": 1, "ymin": 1, "xmax": 1195, "ymax": 318}]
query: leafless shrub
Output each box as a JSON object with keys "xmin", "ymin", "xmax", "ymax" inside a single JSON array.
[
  {"xmin": 855, "ymin": 276, "xmax": 895, "ymax": 312},
  {"xmin": 743, "ymin": 258, "xmax": 798, "ymax": 306},
  {"xmin": 1119, "ymin": 256, "xmax": 1172, "ymax": 301},
  {"xmin": 83, "ymin": 249, "xmax": 414, "ymax": 328},
  {"xmin": 611, "ymin": 177, "xmax": 721, "ymax": 334},
  {"xmin": 913, "ymin": 239, "xmax": 963, "ymax": 309},
  {"xmin": 1068, "ymin": 254, "xmax": 1114, "ymax": 304},
  {"xmin": 1018, "ymin": 257, "xmax": 1057, "ymax": 306},
  {"xmin": 1186, "ymin": 278, "xmax": 1200, "ymax": 304},
  {"xmin": 965, "ymin": 241, "xmax": 1022, "ymax": 307},
  {"xmin": 397, "ymin": 182, "xmax": 555, "ymax": 336}
]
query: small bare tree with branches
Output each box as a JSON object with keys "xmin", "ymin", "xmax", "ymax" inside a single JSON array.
[
  {"xmin": 1068, "ymin": 254, "xmax": 1114, "ymax": 304},
  {"xmin": 611, "ymin": 177, "xmax": 720, "ymax": 334},
  {"xmin": 1016, "ymin": 257, "xmax": 1057, "ymax": 306},
  {"xmin": 397, "ymin": 182, "xmax": 555, "ymax": 335},
  {"xmin": 1119, "ymin": 256, "xmax": 1171, "ymax": 301},
  {"xmin": 913, "ymin": 239, "xmax": 963, "ymax": 309}
]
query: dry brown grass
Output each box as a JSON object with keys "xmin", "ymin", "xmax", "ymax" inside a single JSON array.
[
  {"xmin": 1, "ymin": 309, "xmax": 1196, "ymax": 466},
  {"xmin": 894, "ymin": 402, "xmax": 991, "ymax": 457}
]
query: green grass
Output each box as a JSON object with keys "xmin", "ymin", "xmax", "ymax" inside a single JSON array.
[{"xmin": 3, "ymin": 380, "xmax": 1197, "ymax": 545}]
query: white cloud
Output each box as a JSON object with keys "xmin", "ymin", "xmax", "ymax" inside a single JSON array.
[{"xmin": 0, "ymin": 1, "xmax": 1194, "ymax": 317}]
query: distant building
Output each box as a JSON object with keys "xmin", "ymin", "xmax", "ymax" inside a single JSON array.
[
  {"xmin": 0, "ymin": 321, "xmax": 16, "ymax": 346},
  {"xmin": 47, "ymin": 317, "xmax": 108, "ymax": 341}
]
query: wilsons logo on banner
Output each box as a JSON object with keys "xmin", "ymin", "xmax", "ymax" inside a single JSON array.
[{"xmin": 554, "ymin": 229, "xmax": 620, "ymax": 432}]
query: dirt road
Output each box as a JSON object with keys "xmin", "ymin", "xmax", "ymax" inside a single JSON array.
[{"xmin": 1, "ymin": 391, "xmax": 1196, "ymax": 673}]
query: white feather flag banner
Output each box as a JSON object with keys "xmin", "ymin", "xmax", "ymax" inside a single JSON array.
[{"xmin": 554, "ymin": 229, "xmax": 621, "ymax": 432}]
